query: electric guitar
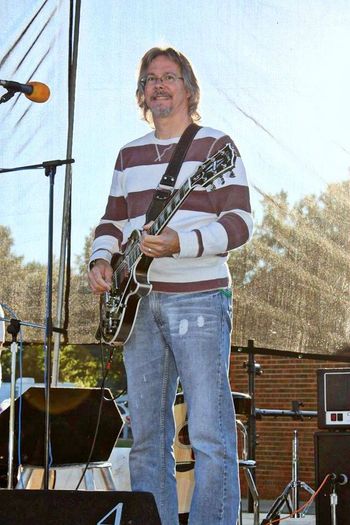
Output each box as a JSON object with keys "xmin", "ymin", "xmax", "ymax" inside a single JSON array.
[{"xmin": 98, "ymin": 143, "xmax": 236, "ymax": 345}]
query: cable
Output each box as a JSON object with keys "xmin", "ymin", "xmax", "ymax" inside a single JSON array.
[
  {"xmin": 265, "ymin": 473, "xmax": 331, "ymax": 524},
  {"xmin": 98, "ymin": 336, "xmax": 127, "ymax": 402},
  {"xmin": 74, "ymin": 347, "xmax": 114, "ymax": 490}
]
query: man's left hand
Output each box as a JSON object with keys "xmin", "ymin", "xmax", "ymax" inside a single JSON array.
[{"xmin": 140, "ymin": 224, "xmax": 180, "ymax": 257}]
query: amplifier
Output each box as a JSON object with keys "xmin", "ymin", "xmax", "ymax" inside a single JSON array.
[{"xmin": 317, "ymin": 368, "xmax": 350, "ymax": 429}]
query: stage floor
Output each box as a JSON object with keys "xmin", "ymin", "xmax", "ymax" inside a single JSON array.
[{"xmin": 242, "ymin": 514, "xmax": 315, "ymax": 525}]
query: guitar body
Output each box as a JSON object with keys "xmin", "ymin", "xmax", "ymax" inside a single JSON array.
[{"xmin": 99, "ymin": 231, "xmax": 153, "ymax": 345}]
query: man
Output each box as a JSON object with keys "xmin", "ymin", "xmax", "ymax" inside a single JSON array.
[{"xmin": 88, "ymin": 47, "xmax": 252, "ymax": 525}]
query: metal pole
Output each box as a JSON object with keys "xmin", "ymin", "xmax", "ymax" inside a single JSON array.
[
  {"xmin": 7, "ymin": 340, "xmax": 17, "ymax": 488},
  {"xmin": 291, "ymin": 430, "xmax": 299, "ymax": 515},
  {"xmin": 247, "ymin": 339, "xmax": 256, "ymax": 514},
  {"xmin": 330, "ymin": 487, "xmax": 337, "ymax": 525},
  {"xmin": 43, "ymin": 165, "xmax": 56, "ymax": 489},
  {"xmin": 52, "ymin": 0, "xmax": 82, "ymax": 385}
]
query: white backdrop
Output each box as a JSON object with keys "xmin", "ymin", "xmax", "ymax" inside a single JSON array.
[{"xmin": 1, "ymin": 0, "xmax": 349, "ymax": 263}]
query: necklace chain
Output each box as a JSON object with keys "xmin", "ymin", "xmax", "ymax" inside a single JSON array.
[{"xmin": 154, "ymin": 143, "xmax": 175, "ymax": 163}]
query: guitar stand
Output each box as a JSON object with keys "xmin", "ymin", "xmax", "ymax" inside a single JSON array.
[{"xmin": 261, "ymin": 430, "xmax": 314, "ymax": 525}]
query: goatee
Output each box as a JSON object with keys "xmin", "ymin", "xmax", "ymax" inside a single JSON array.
[{"xmin": 151, "ymin": 106, "xmax": 172, "ymax": 118}]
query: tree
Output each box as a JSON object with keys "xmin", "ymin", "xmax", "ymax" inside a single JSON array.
[
  {"xmin": 229, "ymin": 181, "xmax": 350, "ymax": 354},
  {"xmin": 59, "ymin": 344, "xmax": 125, "ymax": 392}
]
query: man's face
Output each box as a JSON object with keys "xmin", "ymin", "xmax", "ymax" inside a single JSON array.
[{"xmin": 143, "ymin": 55, "xmax": 190, "ymax": 120}]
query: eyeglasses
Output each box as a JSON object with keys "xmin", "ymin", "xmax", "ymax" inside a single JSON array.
[{"xmin": 140, "ymin": 73, "xmax": 184, "ymax": 87}]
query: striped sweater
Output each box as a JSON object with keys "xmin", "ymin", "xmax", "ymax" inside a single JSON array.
[{"xmin": 90, "ymin": 126, "xmax": 253, "ymax": 293}]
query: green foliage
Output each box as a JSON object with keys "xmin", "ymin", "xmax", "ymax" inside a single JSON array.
[
  {"xmin": 59, "ymin": 344, "xmax": 126, "ymax": 391},
  {"xmin": 1, "ymin": 343, "xmax": 125, "ymax": 394},
  {"xmin": 1, "ymin": 344, "xmax": 45, "ymax": 383}
]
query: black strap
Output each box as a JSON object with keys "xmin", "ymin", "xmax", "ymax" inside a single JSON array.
[{"xmin": 146, "ymin": 123, "xmax": 201, "ymax": 222}]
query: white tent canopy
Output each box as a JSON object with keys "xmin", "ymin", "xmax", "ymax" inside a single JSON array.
[{"xmin": 1, "ymin": 0, "xmax": 349, "ymax": 355}]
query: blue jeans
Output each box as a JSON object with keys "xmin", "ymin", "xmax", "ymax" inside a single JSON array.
[{"xmin": 123, "ymin": 289, "xmax": 240, "ymax": 525}]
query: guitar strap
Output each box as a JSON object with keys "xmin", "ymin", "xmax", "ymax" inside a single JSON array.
[{"xmin": 145, "ymin": 123, "xmax": 201, "ymax": 222}]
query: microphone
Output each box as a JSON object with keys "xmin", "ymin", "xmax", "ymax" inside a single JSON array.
[{"xmin": 0, "ymin": 79, "xmax": 50, "ymax": 103}]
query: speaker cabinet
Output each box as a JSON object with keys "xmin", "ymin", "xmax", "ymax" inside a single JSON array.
[
  {"xmin": 0, "ymin": 489, "xmax": 161, "ymax": 524},
  {"xmin": 314, "ymin": 432, "xmax": 350, "ymax": 525},
  {"xmin": 0, "ymin": 387, "xmax": 123, "ymax": 467}
]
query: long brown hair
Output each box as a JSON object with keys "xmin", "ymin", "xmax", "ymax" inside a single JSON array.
[{"xmin": 136, "ymin": 47, "xmax": 201, "ymax": 124}]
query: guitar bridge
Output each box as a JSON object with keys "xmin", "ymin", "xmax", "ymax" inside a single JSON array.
[{"xmin": 101, "ymin": 292, "xmax": 125, "ymax": 336}]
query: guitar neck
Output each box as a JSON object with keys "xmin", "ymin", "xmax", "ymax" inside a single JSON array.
[
  {"xmin": 113, "ymin": 179, "xmax": 192, "ymax": 279},
  {"xmin": 149, "ymin": 179, "xmax": 192, "ymax": 236}
]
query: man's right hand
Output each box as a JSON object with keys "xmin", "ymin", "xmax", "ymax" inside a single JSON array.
[{"xmin": 87, "ymin": 259, "xmax": 113, "ymax": 294}]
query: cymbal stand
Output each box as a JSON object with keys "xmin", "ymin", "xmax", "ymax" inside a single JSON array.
[
  {"xmin": 6, "ymin": 319, "xmax": 20, "ymax": 489},
  {"xmin": 261, "ymin": 430, "xmax": 314, "ymax": 524},
  {"xmin": 0, "ymin": 313, "xmax": 45, "ymax": 489}
]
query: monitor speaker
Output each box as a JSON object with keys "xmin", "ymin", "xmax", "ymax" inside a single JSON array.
[
  {"xmin": 0, "ymin": 489, "xmax": 161, "ymax": 525},
  {"xmin": 0, "ymin": 387, "xmax": 123, "ymax": 467}
]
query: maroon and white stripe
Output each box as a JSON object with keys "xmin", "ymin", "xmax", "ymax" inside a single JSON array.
[{"xmin": 90, "ymin": 126, "xmax": 253, "ymax": 293}]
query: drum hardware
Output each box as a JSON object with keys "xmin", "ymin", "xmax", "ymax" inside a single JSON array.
[
  {"xmin": 261, "ymin": 430, "xmax": 314, "ymax": 524},
  {"xmin": 243, "ymin": 339, "xmax": 262, "ymax": 514},
  {"xmin": 236, "ymin": 418, "xmax": 259, "ymax": 525},
  {"xmin": 0, "ymin": 310, "xmax": 46, "ymax": 489},
  {"xmin": 240, "ymin": 339, "xmax": 319, "ymax": 516},
  {"xmin": 232, "ymin": 391, "xmax": 260, "ymax": 525},
  {"xmin": 6, "ymin": 318, "xmax": 21, "ymax": 489},
  {"xmin": 255, "ymin": 401, "xmax": 317, "ymax": 420},
  {"xmin": 231, "ymin": 391, "xmax": 252, "ymax": 419}
]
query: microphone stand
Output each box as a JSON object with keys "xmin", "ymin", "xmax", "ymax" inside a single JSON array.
[
  {"xmin": 0, "ymin": 159, "xmax": 74, "ymax": 489},
  {"xmin": 0, "ymin": 89, "xmax": 16, "ymax": 104}
]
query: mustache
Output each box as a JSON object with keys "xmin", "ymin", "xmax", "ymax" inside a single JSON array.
[{"xmin": 152, "ymin": 87, "xmax": 171, "ymax": 95}]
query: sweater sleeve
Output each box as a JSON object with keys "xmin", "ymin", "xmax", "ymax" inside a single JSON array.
[
  {"xmin": 89, "ymin": 151, "xmax": 128, "ymax": 265},
  {"xmin": 176, "ymin": 135, "xmax": 253, "ymax": 258}
]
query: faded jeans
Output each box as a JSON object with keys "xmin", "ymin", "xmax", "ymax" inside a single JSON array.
[{"xmin": 123, "ymin": 289, "xmax": 240, "ymax": 525}]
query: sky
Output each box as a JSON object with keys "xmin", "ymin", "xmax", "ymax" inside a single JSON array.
[{"xmin": 1, "ymin": 0, "xmax": 350, "ymax": 265}]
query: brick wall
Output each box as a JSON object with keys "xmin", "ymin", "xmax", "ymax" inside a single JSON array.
[{"xmin": 229, "ymin": 348, "xmax": 350, "ymax": 499}]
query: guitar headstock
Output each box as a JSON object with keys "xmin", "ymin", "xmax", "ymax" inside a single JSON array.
[{"xmin": 189, "ymin": 143, "xmax": 236, "ymax": 189}]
